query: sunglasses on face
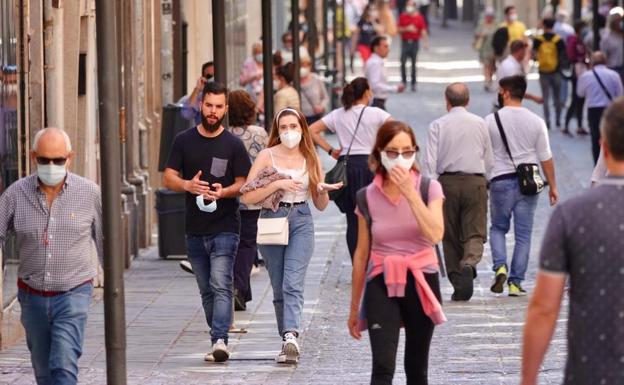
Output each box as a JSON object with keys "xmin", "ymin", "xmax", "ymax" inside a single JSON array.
[
  {"xmin": 36, "ymin": 157, "xmax": 68, "ymax": 166},
  {"xmin": 383, "ymin": 149, "xmax": 417, "ymax": 159}
]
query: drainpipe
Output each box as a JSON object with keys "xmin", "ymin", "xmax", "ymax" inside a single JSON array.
[{"xmin": 292, "ymin": 0, "xmax": 301, "ymax": 95}]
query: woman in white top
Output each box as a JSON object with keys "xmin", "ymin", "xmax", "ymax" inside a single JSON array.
[
  {"xmin": 310, "ymin": 77, "xmax": 392, "ymax": 259},
  {"xmin": 241, "ymin": 108, "xmax": 341, "ymax": 364}
]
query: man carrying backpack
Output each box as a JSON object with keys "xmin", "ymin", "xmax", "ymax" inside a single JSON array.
[{"xmin": 533, "ymin": 18, "xmax": 568, "ymax": 130}]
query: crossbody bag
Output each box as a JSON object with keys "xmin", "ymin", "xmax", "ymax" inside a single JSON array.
[
  {"xmin": 592, "ymin": 69, "xmax": 614, "ymax": 101},
  {"xmin": 494, "ymin": 112, "xmax": 546, "ymax": 195},
  {"xmin": 257, "ymin": 201, "xmax": 294, "ymax": 246}
]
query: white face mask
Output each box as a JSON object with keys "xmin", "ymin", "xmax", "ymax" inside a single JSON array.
[
  {"xmin": 406, "ymin": 5, "xmax": 416, "ymax": 13},
  {"xmin": 280, "ymin": 130, "xmax": 302, "ymax": 149},
  {"xmin": 196, "ymin": 195, "xmax": 217, "ymax": 213},
  {"xmin": 300, "ymin": 67, "xmax": 311, "ymax": 78},
  {"xmin": 509, "ymin": 13, "xmax": 518, "ymax": 22},
  {"xmin": 254, "ymin": 54, "xmax": 263, "ymax": 63},
  {"xmin": 380, "ymin": 151, "xmax": 416, "ymax": 172},
  {"xmin": 37, "ymin": 164, "xmax": 67, "ymax": 186}
]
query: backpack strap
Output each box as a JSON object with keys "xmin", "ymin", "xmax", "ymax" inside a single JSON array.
[{"xmin": 419, "ymin": 175, "xmax": 447, "ymax": 277}]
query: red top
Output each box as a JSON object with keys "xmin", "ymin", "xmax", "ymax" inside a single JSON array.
[{"xmin": 398, "ymin": 12, "xmax": 427, "ymax": 41}]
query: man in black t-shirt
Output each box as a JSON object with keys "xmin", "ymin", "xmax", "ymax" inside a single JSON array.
[{"xmin": 163, "ymin": 81, "xmax": 251, "ymax": 363}]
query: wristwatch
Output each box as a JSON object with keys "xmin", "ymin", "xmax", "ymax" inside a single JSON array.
[{"xmin": 327, "ymin": 148, "xmax": 333, "ymax": 155}]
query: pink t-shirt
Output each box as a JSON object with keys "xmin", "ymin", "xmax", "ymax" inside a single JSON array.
[{"xmin": 355, "ymin": 171, "xmax": 445, "ymax": 256}]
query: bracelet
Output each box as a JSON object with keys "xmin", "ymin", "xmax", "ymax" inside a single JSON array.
[{"xmin": 327, "ymin": 148, "xmax": 333, "ymax": 156}]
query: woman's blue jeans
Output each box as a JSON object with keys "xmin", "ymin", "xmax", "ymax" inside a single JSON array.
[{"xmin": 259, "ymin": 203, "xmax": 315, "ymax": 337}]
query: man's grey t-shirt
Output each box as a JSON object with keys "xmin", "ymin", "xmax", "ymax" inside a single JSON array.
[{"xmin": 539, "ymin": 177, "xmax": 624, "ymax": 385}]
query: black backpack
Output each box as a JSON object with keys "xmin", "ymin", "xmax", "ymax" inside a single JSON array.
[
  {"xmin": 356, "ymin": 176, "xmax": 446, "ymax": 276},
  {"xmin": 492, "ymin": 26, "xmax": 509, "ymax": 57}
]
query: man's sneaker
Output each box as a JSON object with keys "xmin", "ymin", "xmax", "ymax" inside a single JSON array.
[
  {"xmin": 204, "ymin": 352, "xmax": 215, "ymax": 362},
  {"xmin": 490, "ymin": 265, "xmax": 508, "ymax": 294},
  {"xmin": 281, "ymin": 332, "xmax": 300, "ymax": 364},
  {"xmin": 211, "ymin": 339, "xmax": 229, "ymax": 362},
  {"xmin": 275, "ymin": 347, "xmax": 287, "ymax": 364},
  {"xmin": 508, "ymin": 282, "xmax": 527, "ymax": 297},
  {"xmin": 179, "ymin": 260, "xmax": 194, "ymax": 275}
]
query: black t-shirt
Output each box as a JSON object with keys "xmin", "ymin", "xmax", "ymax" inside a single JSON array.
[
  {"xmin": 357, "ymin": 19, "xmax": 377, "ymax": 46},
  {"xmin": 166, "ymin": 127, "xmax": 251, "ymax": 236}
]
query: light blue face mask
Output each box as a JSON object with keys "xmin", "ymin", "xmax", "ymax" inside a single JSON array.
[{"xmin": 196, "ymin": 195, "xmax": 217, "ymax": 213}]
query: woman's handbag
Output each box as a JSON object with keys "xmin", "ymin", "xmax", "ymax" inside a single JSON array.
[
  {"xmin": 324, "ymin": 106, "xmax": 366, "ymax": 201},
  {"xmin": 256, "ymin": 203, "xmax": 294, "ymax": 245},
  {"xmin": 494, "ymin": 112, "xmax": 547, "ymax": 195}
]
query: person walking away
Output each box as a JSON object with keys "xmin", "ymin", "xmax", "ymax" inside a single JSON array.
[
  {"xmin": 600, "ymin": 10, "xmax": 624, "ymax": 82},
  {"xmin": 353, "ymin": 4, "xmax": 383, "ymax": 64},
  {"xmin": 274, "ymin": 62, "xmax": 301, "ymax": 114},
  {"xmin": 366, "ymin": 35, "xmax": 406, "ymax": 110},
  {"xmin": 300, "ymin": 56, "xmax": 329, "ymax": 125},
  {"xmin": 227, "ymin": 90, "xmax": 269, "ymax": 311},
  {"xmin": 563, "ymin": 20, "xmax": 590, "ymax": 136},
  {"xmin": 474, "ymin": 7, "xmax": 497, "ymax": 92},
  {"xmin": 521, "ymin": 97, "xmax": 624, "ymax": 385},
  {"xmin": 533, "ymin": 17, "xmax": 567, "ymax": 130},
  {"xmin": 179, "ymin": 62, "xmax": 215, "ymax": 125},
  {"xmin": 577, "ymin": 51, "xmax": 624, "ymax": 163},
  {"xmin": 419, "ymin": 0, "xmax": 432, "ymax": 34},
  {"xmin": 0, "ymin": 128, "xmax": 102, "ymax": 385},
  {"xmin": 486, "ymin": 75, "xmax": 558, "ymax": 297},
  {"xmin": 423, "ymin": 83, "xmax": 493, "ymax": 301},
  {"xmin": 348, "ymin": 121, "xmax": 446, "ymax": 385},
  {"xmin": 494, "ymin": 40, "xmax": 544, "ymax": 106},
  {"xmin": 239, "ymin": 42, "xmax": 264, "ymax": 103},
  {"xmin": 494, "ymin": 5, "xmax": 527, "ymax": 56},
  {"xmin": 240, "ymin": 108, "xmax": 342, "ymax": 364},
  {"xmin": 163, "ymin": 82, "xmax": 252, "ymax": 362},
  {"xmin": 398, "ymin": 1, "xmax": 429, "ymax": 92},
  {"xmin": 310, "ymin": 77, "xmax": 392, "ymax": 259}
]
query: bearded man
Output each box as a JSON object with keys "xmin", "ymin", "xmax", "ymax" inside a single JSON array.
[{"xmin": 163, "ymin": 81, "xmax": 251, "ymax": 362}]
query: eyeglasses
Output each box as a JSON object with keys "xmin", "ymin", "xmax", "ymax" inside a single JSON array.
[
  {"xmin": 383, "ymin": 149, "xmax": 417, "ymax": 159},
  {"xmin": 36, "ymin": 157, "xmax": 68, "ymax": 166}
]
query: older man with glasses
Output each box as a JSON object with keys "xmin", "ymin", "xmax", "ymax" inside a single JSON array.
[{"xmin": 0, "ymin": 127, "xmax": 103, "ymax": 385}]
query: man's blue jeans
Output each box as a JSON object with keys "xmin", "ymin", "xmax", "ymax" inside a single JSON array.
[
  {"xmin": 258, "ymin": 203, "xmax": 314, "ymax": 337},
  {"xmin": 18, "ymin": 282, "xmax": 93, "ymax": 385},
  {"xmin": 186, "ymin": 232, "xmax": 239, "ymax": 344},
  {"xmin": 489, "ymin": 178, "xmax": 539, "ymax": 285}
]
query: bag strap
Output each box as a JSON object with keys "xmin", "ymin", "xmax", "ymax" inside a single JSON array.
[
  {"xmin": 494, "ymin": 112, "xmax": 517, "ymax": 169},
  {"xmin": 419, "ymin": 176, "xmax": 447, "ymax": 277},
  {"xmin": 344, "ymin": 106, "xmax": 367, "ymax": 162},
  {"xmin": 592, "ymin": 69, "xmax": 614, "ymax": 101}
]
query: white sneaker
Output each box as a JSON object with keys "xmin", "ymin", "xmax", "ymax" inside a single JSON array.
[
  {"xmin": 179, "ymin": 260, "xmax": 194, "ymax": 275},
  {"xmin": 204, "ymin": 352, "xmax": 215, "ymax": 362},
  {"xmin": 211, "ymin": 339, "xmax": 229, "ymax": 362},
  {"xmin": 275, "ymin": 348, "xmax": 287, "ymax": 364},
  {"xmin": 282, "ymin": 332, "xmax": 299, "ymax": 364}
]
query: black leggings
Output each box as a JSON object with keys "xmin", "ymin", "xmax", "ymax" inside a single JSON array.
[
  {"xmin": 365, "ymin": 272, "xmax": 442, "ymax": 385},
  {"xmin": 564, "ymin": 73, "xmax": 585, "ymax": 129}
]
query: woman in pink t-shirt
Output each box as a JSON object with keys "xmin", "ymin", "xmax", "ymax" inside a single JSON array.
[{"xmin": 348, "ymin": 121, "xmax": 446, "ymax": 385}]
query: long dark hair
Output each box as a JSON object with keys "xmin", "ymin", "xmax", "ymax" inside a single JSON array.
[{"xmin": 341, "ymin": 77, "xmax": 370, "ymax": 110}]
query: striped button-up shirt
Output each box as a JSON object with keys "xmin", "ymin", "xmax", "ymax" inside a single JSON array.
[{"xmin": 0, "ymin": 173, "xmax": 103, "ymax": 292}]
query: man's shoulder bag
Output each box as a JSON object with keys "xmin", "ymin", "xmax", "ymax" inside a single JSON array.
[
  {"xmin": 324, "ymin": 106, "xmax": 366, "ymax": 201},
  {"xmin": 494, "ymin": 112, "xmax": 546, "ymax": 195}
]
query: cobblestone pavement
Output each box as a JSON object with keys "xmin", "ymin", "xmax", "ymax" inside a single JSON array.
[{"xmin": 0, "ymin": 19, "xmax": 595, "ymax": 385}]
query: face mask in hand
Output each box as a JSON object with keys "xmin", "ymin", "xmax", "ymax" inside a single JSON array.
[
  {"xmin": 280, "ymin": 130, "xmax": 302, "ymax": 149},
  {"xmin": 380, "ymin": 151, "xmax": 416, "ymax": 172},
  {"xmin": 196, "ymin": 195, "xmax": 217, "ymax": 213}
]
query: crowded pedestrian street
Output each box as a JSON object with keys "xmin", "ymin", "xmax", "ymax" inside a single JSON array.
[{"xmin": 0, "ymin": 16, "xmax": 597, "ymax": 384}]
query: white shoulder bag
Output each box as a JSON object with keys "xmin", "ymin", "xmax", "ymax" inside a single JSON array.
[{"xmin": 256, "ymin": 202, "xmax": 293, "ymax": 246}]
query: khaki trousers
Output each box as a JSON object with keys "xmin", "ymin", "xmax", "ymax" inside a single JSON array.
[{"xmin": 438, "ymin": 174, "xmax": 488, "ymax": 283}]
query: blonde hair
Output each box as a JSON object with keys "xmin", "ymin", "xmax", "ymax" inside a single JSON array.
[{"xmin": 269, "ymin": 108, "xmax": 322, "ymax": 198}]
